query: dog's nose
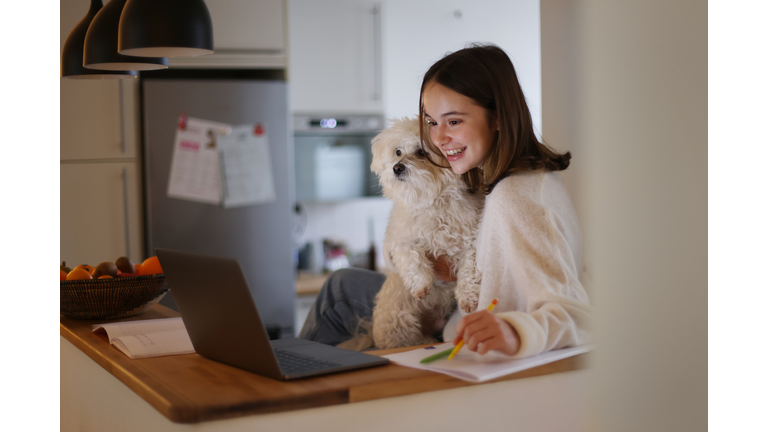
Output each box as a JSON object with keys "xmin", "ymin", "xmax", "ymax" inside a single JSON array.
[{"xmin": 393, "ymin": 163, "xmax": 405, "ymax": 176}]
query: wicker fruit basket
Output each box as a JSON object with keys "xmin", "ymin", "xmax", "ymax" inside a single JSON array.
[{"xmin": 60, "ymin": 274, "xmax": 169, "ymax": 320}]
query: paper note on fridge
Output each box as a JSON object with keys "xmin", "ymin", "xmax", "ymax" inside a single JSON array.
[
  {"xmin": 217, "ymin": 123, "xmax": 277, "ymax": 208},
  {"xmin": 167, "ymin": 115, "xmax": 231, "ymax": 205}
]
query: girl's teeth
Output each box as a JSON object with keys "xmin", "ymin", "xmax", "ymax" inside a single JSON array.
[{"xmin": 447, "ymin": 147, "xmax": 466, "ymax": 156}]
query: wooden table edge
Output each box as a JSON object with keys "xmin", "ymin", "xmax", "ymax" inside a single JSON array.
[{"xmin": 61, "ymin": 310, "xmax": 589, "ymax": 424}]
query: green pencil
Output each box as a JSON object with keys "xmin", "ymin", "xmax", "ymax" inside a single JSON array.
[{"xmin": 419, "ymin": 347, "xmax": 455, "ymax": 364}]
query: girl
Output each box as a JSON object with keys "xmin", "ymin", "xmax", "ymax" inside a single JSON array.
[{"xmin": 300, "ymin": 44, "xmax": 590, "ymax": 358}]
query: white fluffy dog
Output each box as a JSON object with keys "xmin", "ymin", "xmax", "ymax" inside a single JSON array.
[{"xmin": 367, "ymin": 116, "xmax": 484, "ymax": 349}]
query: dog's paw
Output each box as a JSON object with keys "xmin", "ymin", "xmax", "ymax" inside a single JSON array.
[
  {"xmin": 459, "ymin": 295, "xmax": 479, "ymax": 313},
  {"xmin": 411, "ymin": 286, "xmax": 431, "ymax": 300}
]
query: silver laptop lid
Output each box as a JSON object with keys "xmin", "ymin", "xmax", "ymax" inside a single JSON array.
[{"xmin": 155, "ymin": 248, "xmax": 283, "ymax": 380}]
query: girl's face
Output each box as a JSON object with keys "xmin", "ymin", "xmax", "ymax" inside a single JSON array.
[{"xmin": 422, "ymin": 82, "xmax": 498, "ymax": 175}]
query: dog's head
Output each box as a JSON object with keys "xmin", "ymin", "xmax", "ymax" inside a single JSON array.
[{"xmin": 371, "ymin": 116, "xmax": 463, "ymax": 207}]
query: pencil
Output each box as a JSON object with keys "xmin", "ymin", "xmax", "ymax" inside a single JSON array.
[
  {"xmin": 447, "ymin": 299, "xmax": 498, "ymax": 361},
  {"xmin": 419, "ymin": 346, "xmax": 454, "ymax": 364}
]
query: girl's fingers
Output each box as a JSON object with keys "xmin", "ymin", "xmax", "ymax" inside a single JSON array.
[
  {"xmin": 454, "ymin": 312, "xmax": 521, "ymax": 356},
  {"xmin": 465, "ymin": 327, "xmax": 498, "ymax": 353},
  {"xmin": 459, "ymin": 313, "xmax": 499, "ymax": 348},
  {"xmin": 454, "ymin": 310, "xmax": 487, "ymax": 340}
]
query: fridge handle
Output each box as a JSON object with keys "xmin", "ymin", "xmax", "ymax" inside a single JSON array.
[
  {"xmin": 119, "ymin": 80, "xmax": 127, "ymax": 154},
  {"xmin": 372, "ymin": 4, "xmax": 382, "ymax": 101},
  {"xmin": 121, "ymin": 167, "xmax": 132, "ymax": 259}
]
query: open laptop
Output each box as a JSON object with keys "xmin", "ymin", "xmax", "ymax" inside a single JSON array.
[{"xmin": 155, "ymin": 248, "xmax": 389, "ymax": 380}]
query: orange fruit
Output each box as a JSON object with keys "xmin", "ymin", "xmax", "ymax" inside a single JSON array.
[
  {"xmin": 138, "ymin": 256, "xmax": 163, "ymax": 275},
  {"xmin": 67, "ymin": 267, "xmax": 93, "ymax": 280},
  {"xmin": 133, "ymin": 263, "xmax": 143, "ymax": 275},
  {"xmin": 73, "ymin": 264, "xmax": 95, "ymax": 274},
  {"xmin": 60, "ymin": 270, "xmax": 67, "ymax": 281},
  {"xmin": 98, "ymin": 275, "xmax": 113, "ymax": 279}
]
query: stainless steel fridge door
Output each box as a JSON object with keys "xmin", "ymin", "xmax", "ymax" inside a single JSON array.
[{"xmin": 142, "ymin": 79, "xmax": 295, "ymax": 334}]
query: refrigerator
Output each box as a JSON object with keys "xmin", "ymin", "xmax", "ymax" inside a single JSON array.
[{"xmin": 141, "ymin": 78, "xmax": 295, "ymax": 337}]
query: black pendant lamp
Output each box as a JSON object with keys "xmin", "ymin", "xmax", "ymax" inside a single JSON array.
[
  {"xmin": 83, "ymin": 0, "xmax": 169, "ymax": 71},
  {"xmin": 118, "ymin": 0, "xmax": 214, "ymax": 58},
  {"xmin": 61, "ymin": 0, "xmax": 136, "ymax": 79}
]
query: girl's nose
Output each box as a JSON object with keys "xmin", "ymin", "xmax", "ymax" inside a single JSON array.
[{"xmin": 431, "ymin": 125, "xmax": 449, "ymax": 146}]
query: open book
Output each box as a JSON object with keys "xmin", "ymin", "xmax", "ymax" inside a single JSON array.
[
  {"xmin": 92, "ymin": 317, "xmax": 195, "ymax": 359},
  {"xmin": 382, "ymin": 342, "xmax": 592, "ymax": 383}
]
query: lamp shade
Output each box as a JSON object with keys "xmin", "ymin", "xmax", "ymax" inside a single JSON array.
[
  {"xmin": 118, "ymin": 0, "xmax": 214, "ymax": 58},
  {"xmin": 61, "ymin": 0, "xmax": 136, "ymax": 79},
  {"xmin": 84, "ymin": 0, "xmax": 169, "ymax": 71}
]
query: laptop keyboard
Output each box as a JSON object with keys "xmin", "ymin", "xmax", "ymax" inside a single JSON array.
[{"xmin": 274, "ymin": 349, "xmax": 342, "ymax": 375}]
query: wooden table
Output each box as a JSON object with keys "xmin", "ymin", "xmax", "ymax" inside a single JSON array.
[{"xmin": 61, "ymin": 304, "xmax": 590, "ymax": 430}]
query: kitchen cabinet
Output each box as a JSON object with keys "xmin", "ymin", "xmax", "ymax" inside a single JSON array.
[
  {"xmin": 169, "ymin": 0, "xmax": 287, "ymax": 69},
  {"xmin": 60, "ymin": 78, "xmax": 144, "ymax": 266},
  {"xmin": 60, "ymin": 80, "xmax": 139, "ymax": 161},
  {"xmin": 60, "ymin": 162, "xmax": 144, "ymax": 266},
  {"xmin": 60, "ymin": 0, "xmax": 144, "ymax": 267},
  {"xmin": 288, "ymin": 0, "xmax": 383, "ymax": 114}
]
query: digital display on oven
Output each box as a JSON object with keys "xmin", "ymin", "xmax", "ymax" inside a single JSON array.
[{"xmin": 309, "ymin": 118, "xmax": 349, "ymax": 128}]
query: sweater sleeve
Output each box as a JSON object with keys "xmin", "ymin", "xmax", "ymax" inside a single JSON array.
[{"xmin": 475, "ymin": 172, "xmax": 591, "ymax": 358}]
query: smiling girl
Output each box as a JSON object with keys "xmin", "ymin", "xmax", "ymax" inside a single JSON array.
[
  {"xmin": 300, "ymin": 44, "xmax": 590, "ymax": 359},
  {"xmin": 420, "ymin": 44, "xmax": 590, "ymax": 357}
]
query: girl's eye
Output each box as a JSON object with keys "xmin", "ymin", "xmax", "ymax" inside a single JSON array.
[
  {"xmin": 426, "ymin": 120, "xmax": 436, "ymax": 126},
  {"xmin": 449, "ymin": 120, "xmax": 459, "ymax": 125},
  {"xmin": 396, "ymin": 149, "xmax": 402, "ymax": 156}
]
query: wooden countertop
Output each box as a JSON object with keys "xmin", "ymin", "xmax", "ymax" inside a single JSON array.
[
  {"xmin": 60, "ymin": 304, "xmax": 587, "ymax": 424},
  {"xmin": 295, "ymin": 272, "xmax": 329, "ymax": 295}
]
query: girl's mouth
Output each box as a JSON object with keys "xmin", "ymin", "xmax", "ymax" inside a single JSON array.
[{"xmin": 446, "ymin": 147, "xmax": 466, "ymax": 156}]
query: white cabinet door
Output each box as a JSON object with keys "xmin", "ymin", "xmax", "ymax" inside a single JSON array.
[
  {"xmin": 60, "ymin": 79, "xmax": 140, "ymax": 160},
  {"xmin": 206, "ymin": 0, "xmax": 285, "ymax": 51},
  {"xmin": 289, "ymin": 0, "xmax": 383, "ymax": 114},
  {"xmin": 169, "ymin": 0, "xmax": 287, "ymax": 68},
  {"xmin": 60, "ymin": 162, "xmax": 144, "ymax": 267}
]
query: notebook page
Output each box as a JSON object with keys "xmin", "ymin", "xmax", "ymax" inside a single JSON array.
[
  {"xmin": 383, "ymin": 342, "xmax": 592, "ymax": 383},
  {"xmin": 92, "ymin": 317, "xmax": 187, "ymax": 340},
  {"xmin": 110, "ymin": 329, "xmax": 195, "ymax": 359}
]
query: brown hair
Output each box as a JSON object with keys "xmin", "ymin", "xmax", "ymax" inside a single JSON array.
[{"xmin": 419, "ymin": 43, "xmax": 570, "ymax": 194}]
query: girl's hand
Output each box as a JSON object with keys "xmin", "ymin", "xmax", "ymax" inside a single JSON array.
[
  {"xmin": 454, "ymin": 310, "xmax": 521, "ymax": 356},
  {"xmin": 431, "ymin": 255, "xmax": 457, "ymax": 282}
]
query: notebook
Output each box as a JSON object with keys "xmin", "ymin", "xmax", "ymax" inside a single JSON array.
[{"xmin": 155, "ymin": 248, "xmax": 389, "ymax": 380}]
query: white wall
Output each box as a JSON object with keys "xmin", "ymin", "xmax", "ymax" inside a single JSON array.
[
  {"xmin": 541, "ymin": 0, "xmax": 707, "ymax": 430},
  {"xmin": 380, "ymin": 0, "xmax": 542, "ymax": 135}
]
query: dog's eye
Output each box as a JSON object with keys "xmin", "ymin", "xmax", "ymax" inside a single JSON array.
[
  {"xmin": 396, "ymin": 149, "xmax": 402, "ymax": 157},
  {"xmin": 417, "ymin": 148, "xmax": 425, "ymax": 157}
]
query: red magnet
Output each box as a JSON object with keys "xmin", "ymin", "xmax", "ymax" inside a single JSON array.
[
  {"xmin": 177, "ymin": 112, "xmax": 188, "ymax": 130},
  {"xmin": 254, "ymin": 123, "xmax": 265, "ymax": 136}
]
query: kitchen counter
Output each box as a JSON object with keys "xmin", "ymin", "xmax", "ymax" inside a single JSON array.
[
  {"xmin": 61, "ymin": 304, "xmax": 591, "ymax": 430},
  {"xmin": 295, "ymin": 271, "xmax": 329, "ymax": 295}
]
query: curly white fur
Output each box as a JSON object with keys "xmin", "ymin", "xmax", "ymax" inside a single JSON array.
[{"xmin": 365, "ymin": 116, "xmax": 484, "ymax": 349}]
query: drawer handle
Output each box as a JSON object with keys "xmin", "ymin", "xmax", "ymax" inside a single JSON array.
[
  {"xmin": 122, "ymin": 167, "xmax": 131, "ymax": 259},
  {"xmin": 119, "ymin": 80, "xmax": 126, "ymax": 154}
]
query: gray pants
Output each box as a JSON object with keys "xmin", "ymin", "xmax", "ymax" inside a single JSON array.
[{"xmin": 298, "ymin": 268, "xmax": 385, "ymax": 345}]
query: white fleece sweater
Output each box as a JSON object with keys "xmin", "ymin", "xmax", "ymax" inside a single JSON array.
[{"xmin": 443, "ymin": 169, "xmax": 591, "ymax": 358}]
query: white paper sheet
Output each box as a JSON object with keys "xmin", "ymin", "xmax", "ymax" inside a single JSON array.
[
  {"xmin": 166, "ymin": 115, "xmax": 231, "ymax": 205},
  {"xmin": 93, "ymin": 317, "xmax": 195, "ymax": 359},
  {"xmin": 383, "ymin": 342, "xmax": 593, "ymax": 383},
  {"xmin": 217, "ymin": 123, "xmax": 277, "ymax": 208}
]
